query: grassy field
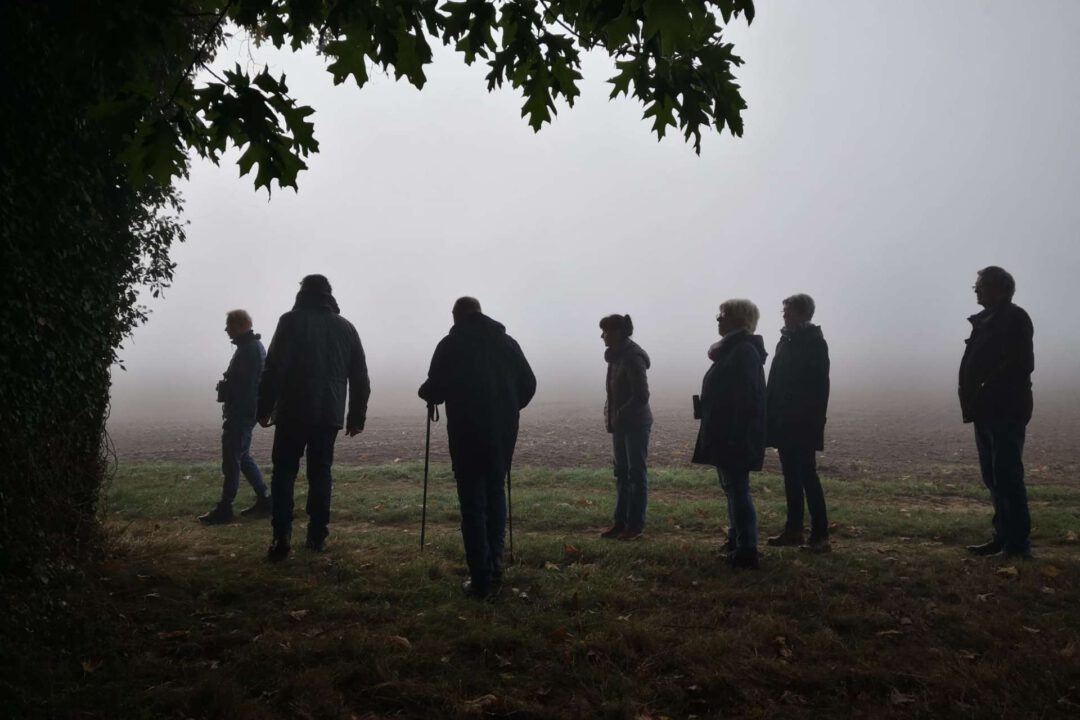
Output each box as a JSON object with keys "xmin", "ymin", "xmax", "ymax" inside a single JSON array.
[{"xmin": 26, "ymin": 463, "xmax": 1080, "ymax": 718}]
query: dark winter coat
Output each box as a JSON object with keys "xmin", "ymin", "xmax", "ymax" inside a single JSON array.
[
  {"xmin": 418, "ymin": 313, "xmax": 537, "ymax": 478},
  {"xmin": 604, "ymin": 340, "xmax": 653, "ymax": 433},
  {"xmin": 959, "ymin": 302, "xmax": 1034, "ymax": 424},
  {"xmin": 221, "ymin": 330, "xmax": 266, "ymax": 426},
  {"xmin": 766, "ymin": 324, "xmax": 830, "ymax": 451},
  {"xmin": 257, "ymin": 290, "xmax": 370, "ymax": 430},
  {"xmin": 691, "ymin": 331, "xmax": 768, "ymax": 472}
]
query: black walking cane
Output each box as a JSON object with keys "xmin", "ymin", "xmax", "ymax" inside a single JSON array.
[
  {"xmin": 506, "ymin": 457, "xmax": 514, "ymax": 562},
  {"xmin": 420, "ymin": 403, "xmax": 438, "ymax": 550}
]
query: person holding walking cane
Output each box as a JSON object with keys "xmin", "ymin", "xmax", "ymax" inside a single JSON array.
[{"xmin": 418, "ymin": 297, "xmax": 536, "ymax": 600}]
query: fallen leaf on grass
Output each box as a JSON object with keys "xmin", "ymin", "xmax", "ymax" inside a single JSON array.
[
  {"xmin": 959, "ymin": 650, "xmax": 978, "ymax": 660},
  {"xmin": 1040, "ymin": 565, "xmax": 1061, "ymax": 578},
  {"xmin": 495, "ymin": 653, "xmax": 512, "ymax": 668},
  {"xmin": 1022, "ymin": 626, "xmax": 1041, "ymax": 634},
  {"xmin": 463, "ymin": 694, "xmax": 497, "ymax": 712},
  {"xmin": 890, "ymin": 689, "xmax": 917, "ymax": 705},
  {"xmin": 1041, "ymin": 586, "xmax": 1056, "ymax": 595},
  {"xmin": 876, "ymin": 630, "xmax": 903, "ymax": 637},
  {"xmin": 617, "ymin": 614, "xmax": 632, "ymax": 622},
  {"xmin": 288, "ymin": 609, "xmax": 309, "ymax": 621},
  {"xmin": 996, "ymin": 566, "xmax": 1019, "ymax": 577},
  {"xmin": 900, "ymin": 617, "xmax": 913, "ymax": 626},
  {"xmin": 544, "ymin": 561, "xmax": 560, "ymax": 571},
  {"xmin": 371, "ymin": 503, "xmax": 384, "ymax": 512},
  {"xmin": 1060, "ymin": 642, "xmax": 1076, "ymax": 659},
  {"xmin": 157, "ymin": 630, "xmax": 190, "ymax": 640},
  {"xmin": 563, "ymin": 544, "xmax": 581, "ymax": 561},
  {"xmin": 1065, "ymin": 531, "xmax": 1078, "ymax": 542},
  {"xmin": 976, "ymin": 593, "xmax": 993, "ymax": 602},
  {"xmin": 385, "ymin": 635, "xmax": 412, "ymax": 650},
  {"xmin": 81, "ymin": 659, "xmax": 102, "ymax": 673},
  {"xmin": 626, "ymin": 575, "xmax": 645, "ymax": 583}
]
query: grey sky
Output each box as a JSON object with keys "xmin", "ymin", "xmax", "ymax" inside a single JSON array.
[{"xmin": 110, "ymin": 1, "xmax": 1080, "ymax": 422}]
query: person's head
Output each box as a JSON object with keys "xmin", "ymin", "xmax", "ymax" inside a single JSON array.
[
  {"xmin": 974, "ymin": 266, "xmax": 1015, "ymax": 308},
  {"xmin": 717, "ymin": 298, "xmax": 759, "ymax": 337},
  {"xmin": 299, "ymin": 274, "xmax": 333, "ymax": 295},
  {"xmin": 599, "ymin": 314, "xmax": 634, "ymax": 348},
  {"xmin": 225, "ymin": 309, "xmax": 252, "ymax": 339},
  {"xmin": 782, "ymin": 293, "xmax": 816, "ymax": 329},
  {"xmin": 452, "ymin": 296, "xmax": 482, "ymax": 323}
]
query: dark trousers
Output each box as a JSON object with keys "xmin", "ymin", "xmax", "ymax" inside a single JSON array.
[
  {"xmin": 220, "ymin": 421, "xmax": 267, "ymax": 504},
  {"xmin": 718, "ymin": 466, "xmax": 758, "ymax": 550},
  {"xmin": 777, "ymin": 446, "xmax": 828, "ymax": 539},
  {"xmin": 270, "ymin": 423, "xmax": 339, "ymax": 542},
  {"xmin": 455, "ymin": 468, "xmax": 507, "ymax": 591},
  {"xmin": 612, "ymin": 426, "xmax": 650, "ymax": 531},
  {"xmin": 974, "ymin": 418, "xmax": 1031, "ymax": 553}
]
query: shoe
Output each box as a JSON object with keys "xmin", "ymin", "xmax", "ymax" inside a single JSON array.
[
  {"xmin": 719, "ymin": 535, "xmax": 736, "ymax": 553},
  {"xmin": 617, "ymin": 529, "xmax": 644, "ymax": 541},
  {"xmin": 462, "ymin": 579, "xmax": 494, "ymax": 600},
  {"xmin": 239, "ymin": 494, "xmax": 272, "ymax": 517},
  {"xmin": 800, "ymin": 537, "xmax": 832, "ymax": 554},
  {"xmin": 600, "ymin": 524, "xmax": 625, "ymax": 539},
  {"xmin": 198, "ymin": 503, "xmax": 234, "ymax": 525},
  {"xmin": 966, "ymin": 539, "xmax": 1004, "ymax": 556},
  {"xmin": 266, "ymin": 533, "xmax": 291, "ymax": 562},
  {"xmin": 305, "ymin": 536, "xmax": 326, "ymax": 552},
  {"xmin": 766, "ymin": 528, "xmax": 804, "ymax": 547},
  {"xmin": 729, "ymin": 547, "xmax": 760, "ymax": 570}
]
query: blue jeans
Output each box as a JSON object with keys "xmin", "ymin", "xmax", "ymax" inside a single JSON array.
[
  {"xmin": 777, "ymin": 446, "xmax": 828, "ymax": 539},
  {"xmin": 221, "ymin": 421, "xmax": 267, "ymax": 504},
  {"xmin": 270, "ymin": 423, "xmax": 339, "ymax": 542},
  {"xmin": 717, "ymin": 466, "xmax": 758, "ymax": 550},
  {"xmin": 974, "ymin": 418, "xmax": 1031, "ymax": 553},
  {"xmin": 455, "ymin": 468, "xmax": 507, "ymax": 591},
  {"xmin": 612, "ymin": 427, "xmax": 650, "ymax": 531}
]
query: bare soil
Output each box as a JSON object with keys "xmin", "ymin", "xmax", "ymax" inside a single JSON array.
[{"xmin": 107, "ymin": 399, "xmax": 1080, "ymax": 485}]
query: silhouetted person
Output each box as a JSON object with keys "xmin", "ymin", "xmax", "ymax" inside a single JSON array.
[
  {"xmin": 418, "ymin": 297, "xmax": 536, "ymax": 599},
  {"xmin": 692, "ymin": 299, "xmax": 767, "ymax": 570},
  {"xmin": 765, "ymin": 294, "xmax": 831, "ymax": 552},
  {"xmin": 598, "ymin": 314, "xmax": 653, "ymax": 541},
  {"xmin": 960, "ymin": 266, "xmax": 1034, "ymax": 559},
  {"xmin": 257, "ymin": 275, "xmax": 370, "ymax": 561},
  {"xmin": 199, "ymin": 309, "xmax": 269, "ymax": 525}
]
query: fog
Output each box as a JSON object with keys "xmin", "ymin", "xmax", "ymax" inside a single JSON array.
[{"xmin": 109, "ymin": 1, "xmax": 1080, "ymax": 425}]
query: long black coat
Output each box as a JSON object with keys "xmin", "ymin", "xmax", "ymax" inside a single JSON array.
[
  {"xmin": 257, "ymin": 291, "xmax": 371, "ymax": 430},
  {"xmin": 604, "ymin": 340, "xmax": 653, "ymax": 433},
  {"xmin": 959, "ymin": 302, "xmax": 1034, "ymax": 424},
  {"xmin": 766, "ymin": 324, "xmax": 830, "ymax": 451},
  {"xmin": 221, "ymin": 330, "xmax": 265, "ymax": 426},
  {"xmin": 418, "ymin": 313, "xmax": 536, "ymax": 478},
  {"xmin": 691, "ymin": 332, "xmax": 768, "ymax": 471}
]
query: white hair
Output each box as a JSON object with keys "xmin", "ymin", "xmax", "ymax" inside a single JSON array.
[{"xmin": 719, "ymin": 298, "xmax": 760, "ymax": 333}]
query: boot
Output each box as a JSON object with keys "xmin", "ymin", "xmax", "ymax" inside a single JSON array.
[
  {"xmin": 600, "ymin": 524, "xmax": 624, "ymax": 539},
  {"xmin": 766, "ymin": 527, "xmax": 804, "ymax": 547},
  {"xmin": 729, "ymin": 547, "xmax": 760, "ymax": 570},
  {"xmin": 266, "ymin": 532, "xmax": 291, "ymax": 562},
  {"xmin": 719, "ymin": 534, "xmax": 736, "ymax": 553},
  {"xmin": 800, "ymin": 536, "xmax": 832, "ymax": 554},
  {"xmin": 239, "ymin": 493, "xmax": 272, "ymax": 518},
  {"xmin": 197, "ymin": 502, "xmax": 234, "ymax": 525},
  {"xmin": 966, "ymin": 539, "xmax": 1003, "ymax": 556}
]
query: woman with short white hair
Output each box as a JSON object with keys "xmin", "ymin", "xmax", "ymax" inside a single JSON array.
[{"xmin": 691, "ymin": 298, "xmax": 768, "ymax": 569}]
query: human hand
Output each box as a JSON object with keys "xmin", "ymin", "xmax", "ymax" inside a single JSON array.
[
  {"xmin": 258, "ymin": 416, "xmax": 272, "ymax": 428},
  {"xmin": 346, "ymin": 425, "xmax": 363, "ymax": 437}
]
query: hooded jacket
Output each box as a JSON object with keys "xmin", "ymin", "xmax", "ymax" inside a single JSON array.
[
  {"xmin": 256, "ymin": 289, "xmax": 370, "ymax": 430},
  {"xmin": 418, "ymin": 313, "xmax": 537, "ymax": 478},
  {"xmin": 604, "ymin": 339, "xmax": 653, "ymax": 433},
  {"xmin": 691, "ymin": 331, "xmax": 768, "ymax": 471},
  {"xmin": 766, "ymin": 324, "xmax": 830, "ymax": 450},
  {"xmin": 221, "ymin": 329, "xmax": 265, "ymax": 426},
  {"xmin": 958, "ymin": 302, "xmax": 1034, "ymax": 424}
]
